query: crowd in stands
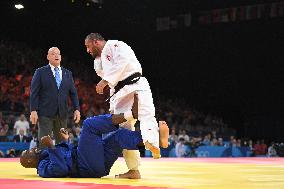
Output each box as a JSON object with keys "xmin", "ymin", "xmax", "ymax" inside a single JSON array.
[
  {"xmin": 168, "ymin": 129, "xmax": 280, "ymax": 157},
  {"xmin": 1, "ymin": 40, "xmax": 283, "ymax": 158}
]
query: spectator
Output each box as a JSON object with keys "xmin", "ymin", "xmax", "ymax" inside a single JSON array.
[
  {"xmin": 0, "ymin": 150, "xmax": 5, "ymax": 158},
  {"xmin": 29, "ymin": 131, "xmax": 38, "ymax": 150},
  {"xmin": 260, "ymin": 139, "xmax": 267, "ymax": 155},
  {"xmin": 267, "ymin": 142, "xmax": 277, "ymax": 157},
  {"xmin": 210, "ymin": 138, "xmax": 218, "ymax": 146},
  {"xmin": 13, "ymin": 129, "xmax": 29, "ymax": 142},
  {"xmin": 254, "ymin": 140, "xmax": 262, "ymax": 155},
  {"xmin": 178, "ymin": 129, "xmax": 190, "ymax": 142},
  {"xmin": 218, "ymin": 137, "xmax": 224, "ymax": 146},
  {"xmin": 187, "ymin": 136, "xmax": 202, "ymax": 157},
  {"xmin": 231, "ymin": 138, "xmax": 237, "ymax": 147},
  {"xmin": 169, "ymin": 128, "xmax": 178, "ymax": 147},
  {"xmin": 0, "ymin": 123, "xmax": 8, "ymax": 142},
  {"xmin": 236, "ymin": 139, "xmax": 242, "ymax": 147},
  {"xmin": 175, "ymin": 138, "xmax": 187, "ymax": 157},
  {"xmin": 6, "ymin": 114, "xmax": 16, "ymax": 135},
  {"xmin": 6, "ymin": 148, "xmax": 16, "ymax": 158},
  {"xmin": 202, "ymin": 133, "xmax": 211, "ymax": 146},
  {"xmin": 13, "ymin": 113, "xmax": 29, "ymax": 136},
  {"xmin": 211, "ymin": 130, "xmax": 217, "ymax": 139},
  {"xmin": 246, "ymin": 140, "xmax": 255, "ymax": 157}
]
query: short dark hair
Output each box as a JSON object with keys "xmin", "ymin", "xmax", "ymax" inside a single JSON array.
[
  {"xmin": 85, "ymin": 33, "xmax": 105, "ymax": 41},
  {"xmin": 179, "ymin": 137, "xmax": 185, "ymax": 142}
]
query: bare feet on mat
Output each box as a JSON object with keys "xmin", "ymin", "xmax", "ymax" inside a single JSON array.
[
  {"xmin": 145, "ymin": 141, "xmax": 161, "ymax": 159},
  {"xmin": 159, "ymin": 121, "xmax": 169, "ymax": 148},
  {"xmin": 144, "ymin": 121, "xmax": 169, "ymax": 159},
  {"xmin": 115, "ymin": 170, "xmax": 141, "ymax": 179}
]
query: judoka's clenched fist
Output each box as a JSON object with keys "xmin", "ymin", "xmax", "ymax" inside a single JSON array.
[
  {"xmin": 41, "ymin": 135, "xmax": 54, "ymax": 148},
  {"xmin": 59, "ymin": 128, "xmax": 69, "ymax": 141},
  {"xmin": 96, "ymin": 79, "xmax": 108, "ymax": 94}
]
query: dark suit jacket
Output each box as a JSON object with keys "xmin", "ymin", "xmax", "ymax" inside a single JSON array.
[
  {"xmin": 30, "ymin": 65, "xmax": 80, "ymax": 119},
  {"xmin": 13, "ymin": 134, "xmax": 29, "ymax": 142}
]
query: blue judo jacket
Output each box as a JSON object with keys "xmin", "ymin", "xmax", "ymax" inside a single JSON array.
[
  {"xmin": 37, "ymin": 142, "xmax": 78, "ymax": 178},
  {"xmin": 36, "ymin": 114, "xmax": 142, "ymax": 178}
]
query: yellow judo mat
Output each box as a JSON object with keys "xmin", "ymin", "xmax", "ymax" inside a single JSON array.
[{"xmin": 0, "ymin": 157, "xmax": 284, "ymax": 189}]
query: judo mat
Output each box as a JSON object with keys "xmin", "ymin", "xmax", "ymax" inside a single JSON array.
[{"xmin": 0, "ymin": 157, "xmax": 284, "ymax": 189}]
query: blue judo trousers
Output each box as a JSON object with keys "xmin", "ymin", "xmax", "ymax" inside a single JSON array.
[{"xmin": 37, "ymin": 114, "xmax": 142, "ymax": 178}]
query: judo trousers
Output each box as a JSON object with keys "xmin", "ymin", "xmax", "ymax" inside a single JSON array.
[{"xmin": 76, "ymin": 115, "xmax": 142, "ymax": 178}]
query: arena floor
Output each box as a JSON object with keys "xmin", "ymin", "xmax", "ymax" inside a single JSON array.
[{"xmin": 0, "ymin": 157, "xmax": 284, "ymax": 189}]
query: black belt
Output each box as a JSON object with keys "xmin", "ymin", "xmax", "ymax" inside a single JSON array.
[{"xmin": 106, "ymin": 72, "xmax": 141, "ymax": 102}]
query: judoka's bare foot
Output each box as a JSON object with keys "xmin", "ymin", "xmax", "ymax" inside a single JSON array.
[
  {"xmin": 159, "ymin": 121, "xmax": 169, "ymax": 148},
  {"xmin": 115, "ymin": 170, "xmax": 141, "ymax": 179},
  {"xmin": 145, "ymin": 141, "xmax": 161, "ymax": 159},
  {"xmin": 144, "ymin": 122, "xmax": 169, "ymax": 159}
]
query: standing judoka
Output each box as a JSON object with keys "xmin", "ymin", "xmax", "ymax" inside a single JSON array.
[
  {"xmin": 84, "ymin": 33, "xmax": 166, "ymax": 178},
  {"xmin": 20, "ymin": 96, "xmax": 169, "ymax": 178}
]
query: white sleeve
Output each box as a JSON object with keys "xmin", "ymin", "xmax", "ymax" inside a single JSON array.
[
  {"xmin": 102, "ymin": 43, "xmax": 129, "ymax": 87},
  {"xmin": 94, "ymin": 58, "xmax": 104, "ymax": 78},
  {"xmin": 175, "ymin": 143, "xmax": 181, "ymax": 157},
  {"xmin": 13, "ymin": 121, "xmax": 18, "ymax": 129}
]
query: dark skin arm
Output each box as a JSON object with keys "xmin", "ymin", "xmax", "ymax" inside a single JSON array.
[
  {"xmin": 41, "ymin": 128, "xmax": 71, "ymax": 148},
  {"xmin": 111, "ymin": 93, "xmax": 138, "ymax": 125}
]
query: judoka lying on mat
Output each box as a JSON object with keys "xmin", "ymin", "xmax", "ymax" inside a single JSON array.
[{"xmin": 20, "ymin": 95, "xmax": 168, "ymax": 178}]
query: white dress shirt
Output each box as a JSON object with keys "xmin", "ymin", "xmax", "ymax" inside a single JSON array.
[{"xmin": 49, "ymin": 63, "xmax": 62, "ymax": 80}]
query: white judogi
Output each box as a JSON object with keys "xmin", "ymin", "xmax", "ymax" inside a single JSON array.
[{"xmin": 94, "ymin": 40, "xmax": 159, "ymax": 169}]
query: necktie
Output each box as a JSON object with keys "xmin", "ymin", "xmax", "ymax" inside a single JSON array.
[{"xmin": 54, "ymin": 67, "xmax": 61, "ymax": 89}]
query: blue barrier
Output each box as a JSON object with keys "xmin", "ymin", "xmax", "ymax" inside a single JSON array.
[
  {"xmin": 196, "ymin": 146, "xmax": 229, "ymax": 157},
  {"xmin": 0, "ymin": 142, "xmax": 30, "ymax": 153},
  {"xmin": 0, "ymin": 142, "xmax": 250, "ymax": 158},
  {"xmin": 145, "ymin": 146, "xmax": 251, "ymax": 158}
]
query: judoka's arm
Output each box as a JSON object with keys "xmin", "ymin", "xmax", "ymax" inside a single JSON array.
[
  {"xmin": 112, "ymin": 93, "xmax": 138, "ymax": 124},
  {"xmin": 92, "ymin": 94, "xmax": 138, "ymax": 125},
  {"xmin": 38, "ymin": 136, "xmax": 69, "ymax": 177},
  {"xmin": 38, "ymin": 148, "xmax": 69, "ymax": 178},
  {"xmin": 83, "ymin": 94, "xmax": 138, "ymax": 134}
]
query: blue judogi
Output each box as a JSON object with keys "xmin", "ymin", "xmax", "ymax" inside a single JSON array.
[{"xmin": 37, "ymin": 114, "xmax": 142, "ymax": 178}]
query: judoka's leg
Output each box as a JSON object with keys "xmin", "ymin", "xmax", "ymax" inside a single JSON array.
[
  {"xmin": 103, "ymin": 128, "xmax": 143, "ymax": 175},
  {"xmin": 111, "ymin": 93, "xmax": 141, "ymax": 179},
  {"xmin": 102, "ymin": 120, "xmax": 169, "ymax": 179},
  {"xmin": 77, "ymin": 115, "xmax": 117, "ymax": 178},
  {"xmin": 136, "ymin": 89, "xmax": 161, "ymax": 158},
  {"xmin": 82, "ymin": 114, "xmax": 118, "ymax": 135},
  {"xmin": 112, "ymin": 92, "xmax": 141, "ymax": 178},
  {"xmin": 121, "ymin": 120, "xmax": 141, "ymax": 174}
]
